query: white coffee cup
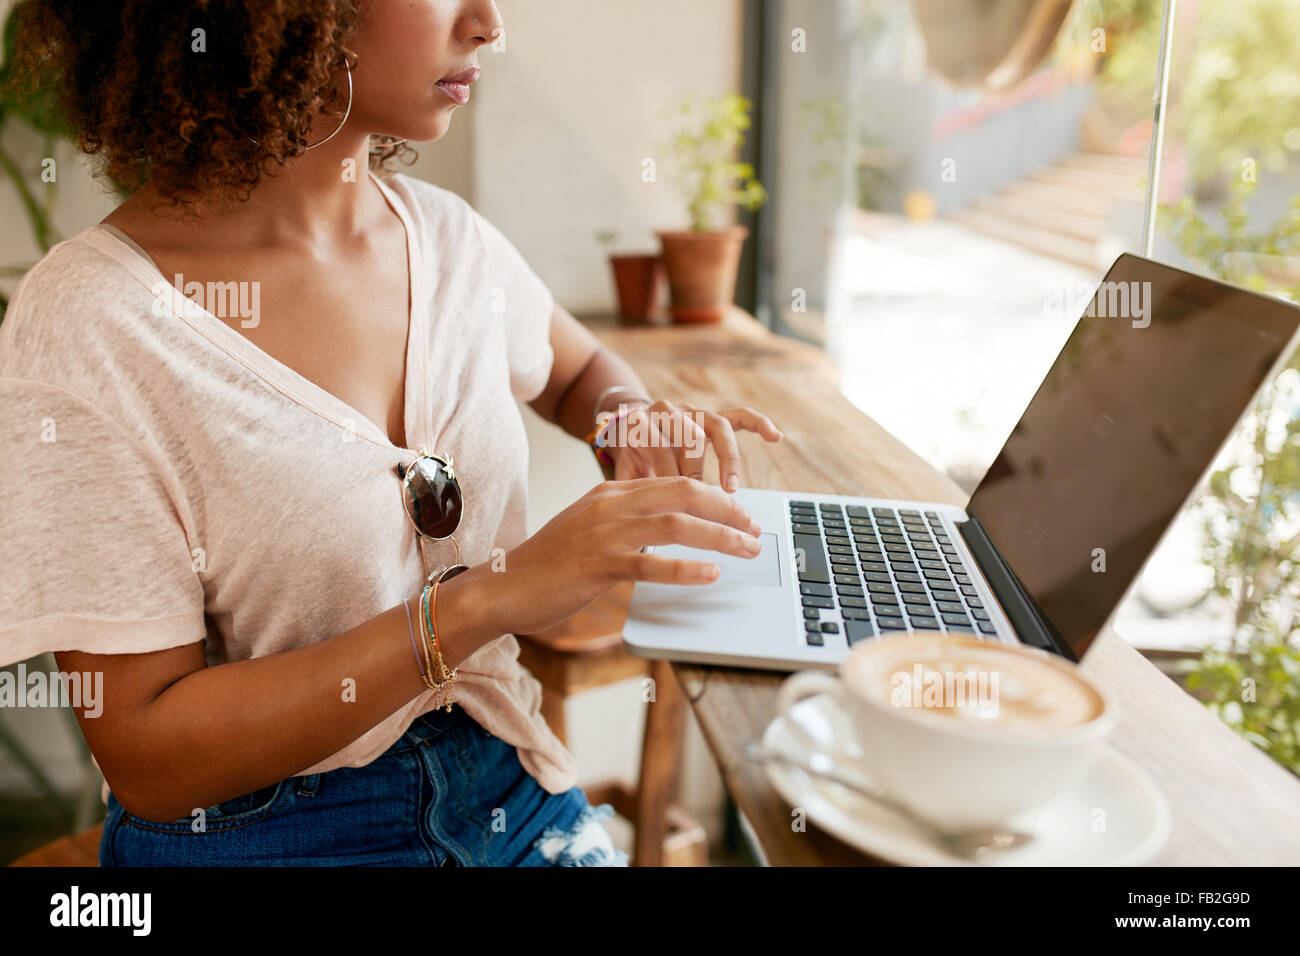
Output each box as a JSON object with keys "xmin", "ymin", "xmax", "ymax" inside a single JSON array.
[{"xmin": 775, "ymin": 633, "xmax": 1117, "ymax": 830}]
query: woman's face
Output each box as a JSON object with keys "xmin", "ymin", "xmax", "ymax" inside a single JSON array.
[{"xmin": 347, "ymin": 0, "xmax": 503, "ymax": 143}]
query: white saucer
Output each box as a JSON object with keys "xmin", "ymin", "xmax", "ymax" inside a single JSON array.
[{"xmin": 762, "ymin": 692, "xmax": 1171, "ymax": 866}]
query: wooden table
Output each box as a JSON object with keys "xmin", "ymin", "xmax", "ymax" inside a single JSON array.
[{"xmin": 582, "ymin": 307, "xmax": 1300, "ymax": 866}]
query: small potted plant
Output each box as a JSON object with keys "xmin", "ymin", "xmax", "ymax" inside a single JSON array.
[
  {"xmin": 597, "ymin": 229, "xmax": 664, "ymax": 324},
  {"xmin": 659, "ymin": 93, "xmax": 767, "ymax": 323}
]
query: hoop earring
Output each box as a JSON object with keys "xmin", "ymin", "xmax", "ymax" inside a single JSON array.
[
  {"xmin": 304, "ymin": 65, "xmax": 353, "ymax": 151},
  {"xmin": 247, "ymin": 59, "xmax": 353, "ymax": 152}
]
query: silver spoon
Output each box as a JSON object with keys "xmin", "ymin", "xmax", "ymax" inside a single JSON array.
[{"xmin": 744, "ymin": 741, "xmax": 1034, "ymax": 861}]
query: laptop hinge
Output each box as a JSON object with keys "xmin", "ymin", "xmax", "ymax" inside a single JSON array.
[{"xmin": 957, "ymin": 516, "xmax": 1073, "ymax": 660}]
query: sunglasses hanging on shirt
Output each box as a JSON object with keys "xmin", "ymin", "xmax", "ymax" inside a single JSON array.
[{"xmin": 397, "ymin": 451, "xmax": 469, "ymax": 585}]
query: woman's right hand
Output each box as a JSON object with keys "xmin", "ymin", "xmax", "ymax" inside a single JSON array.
[{"xmin": 488, "ymin": 476, "xmax": 762, "ymax": 637}]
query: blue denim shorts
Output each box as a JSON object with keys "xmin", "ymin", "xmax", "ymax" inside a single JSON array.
[{"xmin": 99, "ymin": 706, "xmax": 628, "ymax": 866}]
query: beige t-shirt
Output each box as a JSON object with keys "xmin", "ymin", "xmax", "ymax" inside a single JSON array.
[{"xmin": 0, "ymin": 173, "xmax": 578, "ymax": 793}]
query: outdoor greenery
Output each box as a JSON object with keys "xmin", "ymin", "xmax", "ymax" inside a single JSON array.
[
  {"xmin": 665, "ymin": 92, "xmax": 767, "ymax": 232},
  {"xmin": 1087, "ymin": 0, "xmax": 1300, "ymax": 183},
  {"xmin": 1161, "ymin": 179, "xmax": 1300, "ymax": 774},
  {"xmin": 0, "ymin": 6, "xmax": 70, "ymax": 320}
]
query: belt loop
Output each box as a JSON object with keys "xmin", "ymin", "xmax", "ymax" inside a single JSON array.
[{"xmin": 297, "ymin": 773, "xmax": 322, "ymax": 798}]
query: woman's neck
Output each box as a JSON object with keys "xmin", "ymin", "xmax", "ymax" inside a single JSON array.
[{"xmin": 108, "ymin": 132, "xmax": 386, "ymax": 250}]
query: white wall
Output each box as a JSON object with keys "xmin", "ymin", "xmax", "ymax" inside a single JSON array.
[{"xmin": 476, "ymin": 0, "xmax": 745, "ymax": 313}]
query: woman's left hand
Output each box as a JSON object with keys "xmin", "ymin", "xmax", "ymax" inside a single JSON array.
[{"xmin": 604, "ymin": 400, "xmax": 783, "ymax": 492}]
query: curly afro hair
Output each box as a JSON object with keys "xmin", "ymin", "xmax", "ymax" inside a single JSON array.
[{"xmin": 6, "ymin": 0, "xmax": 414, "ymax": 204}]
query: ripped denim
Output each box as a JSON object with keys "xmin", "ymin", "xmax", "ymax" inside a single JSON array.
[{"xmin": 100, "ymin": 705, "xmax": 628, "ymax": 867}]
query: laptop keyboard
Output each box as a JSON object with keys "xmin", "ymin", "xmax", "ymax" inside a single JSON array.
[{"xmin": 789, "ymin": 500, "xmax": 998, "ymax": 648}]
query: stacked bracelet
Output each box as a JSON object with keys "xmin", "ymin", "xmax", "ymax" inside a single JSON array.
[{"xmin": 417, "ymin": 576, "xmax": 460, "ymax": 712}]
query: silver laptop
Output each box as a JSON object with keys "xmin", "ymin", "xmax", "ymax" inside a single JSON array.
[{"xmin": 624, "ymin": 254, "xmax": 1300, "ymax": 670}]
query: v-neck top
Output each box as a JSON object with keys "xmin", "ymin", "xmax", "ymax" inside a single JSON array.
[{"xmin": 0, "ymin": 174, "xmax": 577, "ymax": 792}]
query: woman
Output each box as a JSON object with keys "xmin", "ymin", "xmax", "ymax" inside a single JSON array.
[{"xmin": 0, "ymin": 0, "xmax": 780, "ymax": 866}]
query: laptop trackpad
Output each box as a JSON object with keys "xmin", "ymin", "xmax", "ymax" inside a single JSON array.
[{"xmin": 657, "ymin": 532, "xmax": 781, "ymax": 587}]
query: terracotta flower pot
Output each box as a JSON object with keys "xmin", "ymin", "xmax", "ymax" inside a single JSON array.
[
  {"xmin": 607, "ymin": 253, "xmax": 664, "ymax": 324},
  {"xmin": 657, "ymin": 226, "xmax": 748, "ymax": 324}
]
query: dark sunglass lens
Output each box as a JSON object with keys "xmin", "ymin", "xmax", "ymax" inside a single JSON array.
[{"xmin": 404, "ymin": 457, "xmax": 463, "ymax": 539}]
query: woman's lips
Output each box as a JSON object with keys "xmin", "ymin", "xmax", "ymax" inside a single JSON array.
[
  {"xmin": 436, "ymin": 67, "xmax": 480, "ymax": 106},
  {"xmin": 435, "ymin": 80, "xmax": 472, "ymax": 105}
]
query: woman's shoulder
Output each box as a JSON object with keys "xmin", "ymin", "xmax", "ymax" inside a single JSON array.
[{"xmin": 1, "ymin": 228, "xmax": 166, "ymax": 400}]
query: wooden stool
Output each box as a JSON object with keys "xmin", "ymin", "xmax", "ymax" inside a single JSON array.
[
  {"xmin": 10, "ymin": 824, "xmax": 102, "ymax": 866},
  {"xmin": 517, "ymin": 582, "xmax": 708, "ymax": 867}
]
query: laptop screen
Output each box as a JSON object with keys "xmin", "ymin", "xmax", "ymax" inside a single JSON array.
[{"xmin": 967, "ymin": 254, "xmax": 1300, "ymax": 659}]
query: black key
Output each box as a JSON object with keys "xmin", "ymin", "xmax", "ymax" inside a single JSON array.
[
  {"xmin": 923, "ymin": 568, "xmax": 951, "ymax": 581},
  {"xmin": 866, "ymin": 581, "xmax": 896, "ymax": 594},
  {"xmin": 971, "ymin": 609, "xmax": 991, "ymax": 621},
  {"xmin": 960, "ymin": 585, "xmax": 978, "ymax": 597},
  {"xmin": 942, "ymin": 614, "xmax": 971, "ymax": 628},
  {"xmin": 955, "ymin": 575, "xmax": 972, "ymax": 586},
  {"xmin": 805, "ymin": 630, "xmax": 824, "ymax": 647},
  {"xmin": 880, "ymin": 533, "xmax": 907, "ymax": 545},
  {"xmin": 924, "ymin": 510, "xmax": 939, "ymax": 519},
  {"xmin": 910, "ymin": 616, "xmax": 941, "ymax": 630},
  {"xmin": 876, "ymin": 616, "xmax": 906, "ymax": 632},
  {"xmin": 934, "ymin": 533, "xmax": 950, "ymax": 544},
  {"xmin": 820, "ymin": 621, "xmax": 840, "ymax": 634},
  {"xmin": 840, "ymin": 596, "xmax": 868, "ymax": 609},
  {"xmin": 830, "ymin": 561, "xmax": 858, "ymax": 575},
  {"xmin": 890, "ymin": 562, "xmax": 917, "ymax": 575},
  {"xmin": 898, "ymin": 582, "xmax": 927, "ymax": 594},
  {"xmin": 846, "ymin": 505, "xmax": 870, "ymax": 518},
  {"xmin": 802, "ymin": 606, "xmax": 820, "ymax": 619},
  {"xmin": 823, "ymin": 522, "xmax": 847, "ymax": 534},
  {"xmin": 791, "ymin": 523, "xmax": 821, "ymax": 536},
  {"xmin": 869, "ymin": 592, "xmax": 900, "ymax": 606},
  {"xmin": 844, "ymin": 620, "xmax": 877, "ymax": 645},
  {"xmin": 900, "ymin": 509, "xmax": 921, "ymax": 519},
  {"xmin": 976, "ymin": 620, "xmax": 998, "ymax": 634},
  {"xmin": 871, "ymin": 507, "xmax": 893, "ymax": 516},
  {"xmin": 930, "ymin": 588, "xmax": 958, "ymax": 602},
  {"xmin": 791, "ymin": 500, "xmax": 816, "ymax": 509},
  {"xmin": 919, "ymin": 560, "xmax": 947, "ymax": 571},
  {"xmin": 826, "ymin": 538, "xmax": 852, "ymax": 551},
  {"xmin": 827, "ymin": 544, "xmax": 853, "ymax": 556},
  {"xmin": 894, "ymin": 572, "xmax": 922, "ymax": 584},
  {"xmin": 836, "ymin": 584, "xmax": 864, "ymax": 598},
  {"xmin": 834, "ymin": 574, "xmax": 860, "ymax": 588},
  {"xmin": 800, "ymin": 582, "xmax": 832, "ymax": 597},
  {"xmin": 847, "ymin": 516, "xmax": 872, "ymax": 527},
  {"xmin": 843, "ymin": 607, "xmax": 872, "ymax": 621},
  {"xmin": 863, "ymin": 571, "xmax": 892, "ymax": 584},
  {"xmin": 802, "ymin": 595, "xmax": 834, "ymax": 609},
  {"xmin": 901, "ymin": 591, "xmax": 932, "ymax": 606},
  {"xmin": 966, "ymin": 598, "xmax": 984, "ymax": 610},
  {"xmin": 936, "ymin": 601, "xmax": 964, "ymax": 615},
  {"xmin": 861, "ymin": 561, "xmax": 888, "ymax": 574}
]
